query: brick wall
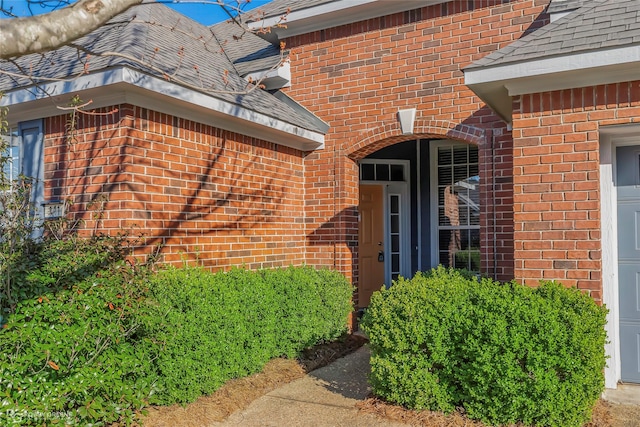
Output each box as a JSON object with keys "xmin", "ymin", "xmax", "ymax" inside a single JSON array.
[
  {"xmin": 283, "ymin": 0, "xmax": 550, "ymax": 300},
  {"xmin": 44, "ymin": 104, "xmax": 307, "ymax": 270},
  {"xmin": 512, "ymin": 81, "xmax": 640, "ymax": 302}
]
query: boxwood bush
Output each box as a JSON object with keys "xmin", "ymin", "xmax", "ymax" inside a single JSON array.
[
  {"xmin": 143, "ymin": 265, "xmax": 353, "ymax": 404},
  {"xmin": 1, "ymin": 253, "xmax": 352, "ymax": 425},
  {"xmin": 361, "ymin": 267, "xmax": 607, "ymax": 427}
]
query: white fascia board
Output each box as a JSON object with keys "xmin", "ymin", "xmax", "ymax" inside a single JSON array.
[
  {"xmin": 121, "ymin": 68, "xmax": 323, "ymax": 150},
  {"xmin": 464, "ymin": 45, "xmax": 640, "ymax": 123},
  {"xmin": 1, "ymin": 67, "xmax": 324, "ymax": 151},
  {"xmin": 1, "ymin": 68, "xmax": 126, "ymax": 107},
  {"xmin": 465, "ymin": 45, "xmax": 640, "ymax": 95},
  {"xmin": 249, "ymin": 0, "xmax": 444, "ymax": 38},
  {"xmin": 251, "ymin": 0, "xmax": 375, "ymax": 30},
  {"xmin": 244, "ymin": 61, "xmax": 291, "ymax": 90}
]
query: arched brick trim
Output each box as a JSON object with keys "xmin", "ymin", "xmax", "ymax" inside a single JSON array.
[{"xmin": 345, "ymin": 119, "xmax": 487, "ymax": 160}]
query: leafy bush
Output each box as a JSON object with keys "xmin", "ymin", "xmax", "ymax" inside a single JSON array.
[
  {"xmin": 0, "ymin": 262, "xmax": 154, "ymax": 426},
  {"xmin": 1, "ymin": 234, "xmax": 131, "ymax": 315},
  {"xmin": 361, "ymin": 267, "xmax": 607, "ymax": 427},
  {"xmin": 1, "ymin": 250, "xmax": 352, "ymax": 425},
  {"xmin": 143, "ymin": 265, "xmax": 353, "ymax": 404}
]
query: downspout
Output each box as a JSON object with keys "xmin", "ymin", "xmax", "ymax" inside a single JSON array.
[
  {"xmin": 416, "ymin": 139, "xmax": 422, "ymax": 272},
  {"xmin": 491, "ymin": 131, "xmax": 497, "ymax": 280},
  {"xmin": 333, "ymin": 138, "xmax": 338, "ymax": 270}
]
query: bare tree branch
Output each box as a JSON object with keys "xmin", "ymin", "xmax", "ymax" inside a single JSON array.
[{"xmin": 0, "ymin": 0, "xmax": 143, "ymax": 59}]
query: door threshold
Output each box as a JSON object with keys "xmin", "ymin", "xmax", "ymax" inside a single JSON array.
[{"xmin": 603, "ymin": 383, "xmax": 640, "ymax": 406}]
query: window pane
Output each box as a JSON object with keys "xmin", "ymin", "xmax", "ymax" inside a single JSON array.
[
  {"xmin": 376, "ymin": 164, "xmax": 390, "ymax": 181},
  {"xmin": 2, "ymin": 132, "xmax": 20, "ymax": 181},
  {"xmin": 469, "ymin": 147, "xmax": 479, "ymax": 164},
  {"xmin": 438, "ymin": 166, "xmax": 452, "ymax": 186},
  {"xmin": 435, "ymin": 144, "xmax": 480, "ymax": 273},
  {"xmin": 438, "ymin": 147, "xmax": 452, "ymax": 166},
  {"xmin": 454, "ymin": 165, "xmax": 468, "ymax": 182},
  {"xmin": 453, "ymin": 146, "xmax": 468, "ymax": 164},
  {"xmin": 391, "ymin": 234, "xmax": 400, "ymax": 252},
  {"xmin": 439, "ymin": 251, "xmax": 450, "ymax": 267},
  {"xmin": 390, "ymin": 164, "xmax": 404, "ymax": 181},
  {"xmin": 390, "ymin": 214, "xmax": 399, "ymax": 232},
  {"xmin": 361, "ymin": 163, "xmax": 374, "ymax": 181},
  {"xmin": 390, "ymin": 195, "xmax": 399, "ymax": 214},
  {"xmin": 391, "ymin": 254, "xmax": 400, "ymax": 272}
]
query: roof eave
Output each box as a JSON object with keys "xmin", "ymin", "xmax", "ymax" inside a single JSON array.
[
  {"xmin": 464, "ymin": 45, "xmax": 640, "ymax": 124},
  {"xmin": 248, "ymin": 0, "xmax": 445, "ymax": 39},
  {"xmin": 244, "ymin": 61, "xmax": 291, "ymax": 90},
  {"xmin": 1, "ymin": 66, "xmax": 324, "ymax": 151}
]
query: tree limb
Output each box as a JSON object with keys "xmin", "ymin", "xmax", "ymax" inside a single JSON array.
[{"xmin": 0, "ymin": 0, "xmax": 143, "ymax": 59}]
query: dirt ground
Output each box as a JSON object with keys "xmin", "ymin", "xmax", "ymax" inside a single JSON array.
[{"xmin": 138, "ymin": 335, "xmax": 639, "ymax": 427}]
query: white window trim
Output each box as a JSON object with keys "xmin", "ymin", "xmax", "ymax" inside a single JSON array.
[
  {"xmin": 2, "ymin": 119, "xmax": 45, "ymax": 237},
  {"xmin": 429, "ymin": 140, "xmax": 480, "ymax": 270}
]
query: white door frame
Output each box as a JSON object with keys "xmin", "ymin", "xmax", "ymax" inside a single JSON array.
[
  {"xmin": 600, "ymin": 125, "xmax": 640, "ymax": 389},
  {"xmin": 359, "ymin": 159, "xmax": 411, "ymax": 286}
]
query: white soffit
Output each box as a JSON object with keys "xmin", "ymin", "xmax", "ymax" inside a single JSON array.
[
  {"xmin": 249, "ymin": 0, "xmax": 445, "ymax": 38},
  {"xmin": 464, "ymin": 44, "xmax": 640, "ymax": 122},
  {"xmin": 244, "ymin": 61, "xmax": 291, "ymax": 90},
  {"xmin": 1, "ymin": 67, "xmax": 324, "ymax": 151},
  {"xmin": 465, "ymin": 45, "xmax": 640, "ymax": 95}
]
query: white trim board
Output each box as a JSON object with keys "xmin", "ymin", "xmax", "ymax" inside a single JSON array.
[
  {"xmin": 600, "ymin": 124, "xmax": 640, "ymax": 389},
  {"xmin": 1, "ymin": 67, "xmax": 324, "ymax": 151},
  {"xmin": 248, "ymin": 0, "xmax": 445, "ymax": 39},
  {"xmin": 464, "ymin": 45, "xmax": 640, "ymax": 123}
]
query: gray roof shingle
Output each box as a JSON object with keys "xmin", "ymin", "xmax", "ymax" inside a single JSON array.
[
  {"xmin": 466, "ymin": 0, "xmax": 640, "ymax": 70},
  {"xmin": 210, "ymin": 20, "xmax": 282, "ymax": 76},
  {"xmin": 0, "ymin": 2, "xmax": 324, "ymax": 134}
]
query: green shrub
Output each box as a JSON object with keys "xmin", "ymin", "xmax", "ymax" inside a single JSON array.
[
  {"xmin": 361, "ymin": 267, "xmax": 607, "ymax": 427},
  {"xmin": 0, "ymin": 262, "xmax": 154, "ymax": 426},
  {"xmin": 143, "ymin": 265, "xmax": 353, "ymax": 404},
  {"xmin": 1, "ymin": 257, "xmax": 352, "ymax": 424},
  {"xmin": 1, "ymin": 233, "xmax": 130, "ymax": 316}
]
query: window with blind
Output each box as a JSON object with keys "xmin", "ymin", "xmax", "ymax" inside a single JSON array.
[{"xmin": 434, "ymin": 143, "xmax": 480, "ymax": 272}]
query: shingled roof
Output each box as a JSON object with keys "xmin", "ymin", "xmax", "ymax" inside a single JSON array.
[
  {"xmin": 0, "ymin": 2, "xmax": 326, "ymax": 138},
  {"xmin": 466, "ymin": 0, "xmax": 640, "ymax": 70},
  {"xmin": 209, "ymin": 19, "xmax": 282, "ymax": 77},
  {"xmin": 464, "ymin": 0, "xmax": 640, "ymax": 122},
  {"xmin": 547, "ymin": 0, "xmax": 587, "ymax": 15}
]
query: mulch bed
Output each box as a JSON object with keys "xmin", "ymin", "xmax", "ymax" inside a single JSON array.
[
  {"xmin": 357, "ymin": 397, "xmax": 614, "ymax": 427},
  {"xmin": 134, "ymin": 334, "xmax": 632, "ymax": 426},
  {"xmin": 138, "ymin": 334, "xmax": 368, "ymax": 426}
]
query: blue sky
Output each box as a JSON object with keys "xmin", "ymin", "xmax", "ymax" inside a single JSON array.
[{"xmin": 1, "ymin": 0, "xmax": 273, "ymax": 26}]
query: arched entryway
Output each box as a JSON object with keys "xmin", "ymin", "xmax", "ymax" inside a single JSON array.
[
  {"xmin": 353, "ymin": 139, "xmax": 481, "ymax": 308},
  {"xmin": 341, "ymin": 121, "xmax": 489, "ymax": 310}
]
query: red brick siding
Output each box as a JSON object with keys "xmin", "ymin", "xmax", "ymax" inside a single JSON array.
[
  {"xmin": 44, "ymin": 104, "xmax": 307, "ymax": 270},
  {"xmin": 512, "ymin": 81, "xmax": 640, "ymax": 302},
  {"xmin": 283, "ymin": 0, "xmax": 550, "ymax": 300}
]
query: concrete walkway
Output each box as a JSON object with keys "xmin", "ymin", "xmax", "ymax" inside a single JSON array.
[
  {"xmin": 210, "ymin": 345, "xmax": 639, "ymax": 427},
  {"xmin": 211, "ymin": 346, "xmax": 405, "ymax": 427}
]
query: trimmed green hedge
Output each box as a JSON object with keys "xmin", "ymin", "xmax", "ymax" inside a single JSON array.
[
  {"xmin": 0, "ymin": 261, "xmax": 353, "ymax": 425},
  {"xmin": 361, "ymin": 267, "xmax": 607, "ymax": 427},
  {"xmin": 144, "ymin": 265, "xmax": 353, "ymax": 404}
]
